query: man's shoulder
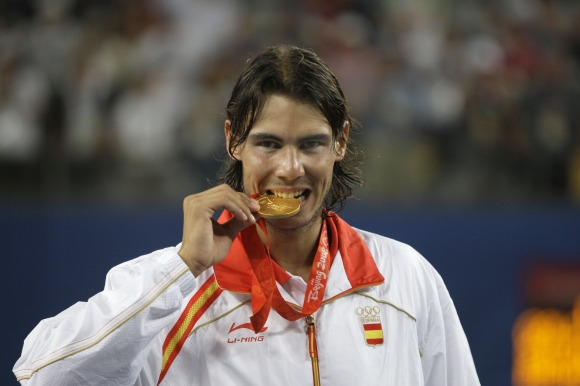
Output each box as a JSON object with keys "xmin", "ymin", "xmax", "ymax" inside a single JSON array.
[
  {"xmin": 352, "ymin": 227, "xmax": 420, "ymax": 259},
  {"xmin": 352, "ymin": 227, "xmax": 438, "ymax": 280}
]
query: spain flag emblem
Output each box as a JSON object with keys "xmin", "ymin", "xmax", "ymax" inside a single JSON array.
[
  {"xmin": 356, "ymin": 306, "xmax": 384, "ymax": 346},
  {"xmin": 363, "ymin": 322, "xmax": 384, "ymax": 345}
]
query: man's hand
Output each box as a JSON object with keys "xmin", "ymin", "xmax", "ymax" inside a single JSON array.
[{"xmin": 178, "ymin": 184, "xmax": 260, "ymax": 276}]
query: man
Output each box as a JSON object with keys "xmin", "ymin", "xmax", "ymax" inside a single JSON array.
[{"xmin": 14, "ymin": 44, "xmax": 480, "ymax": 385}]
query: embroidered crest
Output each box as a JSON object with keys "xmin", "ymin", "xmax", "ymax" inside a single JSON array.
[{"xmin": 355, "ymin": 306, "xmax": 384, "ymax": 346}]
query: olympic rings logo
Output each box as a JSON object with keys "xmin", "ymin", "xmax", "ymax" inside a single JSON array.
[{"xmin": 355, "ymin": 306, "xmax": 380, "ymax": 317}]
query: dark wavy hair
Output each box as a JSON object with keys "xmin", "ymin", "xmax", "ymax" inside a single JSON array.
[{"xmin": 218, "ymin": 44, "xmax": 363, "ymax": 212}]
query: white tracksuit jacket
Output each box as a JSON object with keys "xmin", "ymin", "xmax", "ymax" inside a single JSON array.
[{"xmin": 14, "ymin": 218, "xmax": 480, "ymax": 385}]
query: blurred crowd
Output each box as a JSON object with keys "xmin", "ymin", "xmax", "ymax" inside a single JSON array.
[{"xmin": 1, "ymin": 0, "xmax": 579, "ymax": 205}]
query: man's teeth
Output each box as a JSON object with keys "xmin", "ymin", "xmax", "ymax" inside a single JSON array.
[{"xmin": 271, "ymin": 190, "xmax": 305, "ymax": 201}]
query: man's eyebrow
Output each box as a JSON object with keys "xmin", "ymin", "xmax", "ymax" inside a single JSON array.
[
  {"xmin": 248, "ymin": 132, "xmax": 332, "ymax": 142},
  {"xmin": 248, "ymin": 133, "xmax": 283, "ymax": 141}
]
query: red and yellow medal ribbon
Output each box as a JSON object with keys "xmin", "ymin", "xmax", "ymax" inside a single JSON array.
[{"xmin": 241, "ymin": 216, "xmax": 337, "ymax": 333}]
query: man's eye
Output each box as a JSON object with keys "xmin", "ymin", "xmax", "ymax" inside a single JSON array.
[
  {"xmin": 302, "ymin": 141, "xmax": 321, "ymax": 149},
  {"xmin": 258, "ymin": 141, "xmax": 278, "ymax": 148}
]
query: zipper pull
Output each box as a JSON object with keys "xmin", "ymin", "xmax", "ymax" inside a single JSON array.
[
  {"xmin": 305, "ymin": 315, "xmax": 317, "ymax": 358},
  {"xmin": 305, "ymin": 315, "xmax": 321, "ymax": 386}
]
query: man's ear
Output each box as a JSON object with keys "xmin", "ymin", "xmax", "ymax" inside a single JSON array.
[
  {"xmin": 336, "ymin": 121, "xmax": 350, "ymax": 161},
  {"xmin": 224, "ymin": 120, "xmax": 240, "ymax": 159}
]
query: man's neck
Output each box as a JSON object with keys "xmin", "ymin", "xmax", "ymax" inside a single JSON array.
[{"xmin": 265, "ymin": 217, "xmax": 323, "ymax": 282}]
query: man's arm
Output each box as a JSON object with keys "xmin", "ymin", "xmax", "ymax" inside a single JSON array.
[
  {"xmin": 14, "ymin": 184, "xmax": 259, "ymax": 385},
  {"xmin": 420, "ymin": 266, "xmax": 480, "ymax": 386},
  {"xmin": 13, "ymin": 246, "xmax": 194, "ymax": 385}
]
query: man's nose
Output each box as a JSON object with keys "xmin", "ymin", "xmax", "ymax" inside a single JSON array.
[{"xmin": 274, "ymin": 147, "xmax": 304, "ymax": 181}]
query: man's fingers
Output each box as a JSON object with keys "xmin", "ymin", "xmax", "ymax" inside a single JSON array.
[
  {"xmin": 184, "ymin": 185, "xmax": 258, "ymax": 222},
  {"xmin": 219, "ymin": 190, "xmax": 260, "ymax": 224}
]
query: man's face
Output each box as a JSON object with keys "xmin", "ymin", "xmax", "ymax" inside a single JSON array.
[{"xmin": 227, "ymin": 94, "xmax": 347, "ymax": 231}]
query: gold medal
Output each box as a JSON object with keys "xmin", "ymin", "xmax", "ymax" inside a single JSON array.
[{"xmin": 257, "ymin": 195, "xmax": 300, "ymax": 219}]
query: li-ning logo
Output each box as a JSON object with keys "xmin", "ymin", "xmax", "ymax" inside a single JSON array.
[
  {"xmin": 356, "ymin": 306, "xmax": 384, "ymax": 346},
  {"xmin": 227, "ymin": 322, "xmax": 267, "ymax": 344}
]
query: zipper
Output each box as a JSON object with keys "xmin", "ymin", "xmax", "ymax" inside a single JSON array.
[{"xmin": 305, "ymin": 315, "xmax": 320, "ymax": 386}]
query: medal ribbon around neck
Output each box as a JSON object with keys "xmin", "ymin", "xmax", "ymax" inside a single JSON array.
[{"xmin": 239, "ymin": 216, "xmax": 334, "ymax": 333}]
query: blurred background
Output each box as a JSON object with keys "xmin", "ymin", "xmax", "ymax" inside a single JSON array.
[{"xmin": 1, "ymin": 0, "xmax": 580, "ymax": 385}]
